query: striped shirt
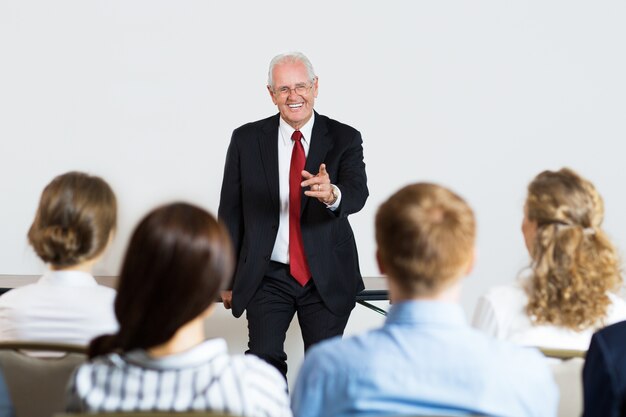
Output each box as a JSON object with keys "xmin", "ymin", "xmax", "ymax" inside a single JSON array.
[{"xmin": 65, "ymin": 338, "xmax": 292, "ymax": 417}]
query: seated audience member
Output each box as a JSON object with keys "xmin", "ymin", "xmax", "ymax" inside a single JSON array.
[
  {"xmin": 582, "ymin": 320, "xmax": 626, "ymax": 417},
  {"xmin": 0, "ymin": 171, "xmax": 117, "ymax": 345},
  {"xmin": 65, "ymin": 203, "xmax": 291, "ymax": 416},
  {"xmin": 291, "ymin": 183, "xmax": 558, "ymax": 417},
  {"xmin": 473, "ymin": 168, "xmax": 626, "ymax": 350}
]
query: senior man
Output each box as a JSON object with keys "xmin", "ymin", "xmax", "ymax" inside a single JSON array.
[{"xmin": 218, "ymin": 51, "xmax": 368, "ymax": 378}]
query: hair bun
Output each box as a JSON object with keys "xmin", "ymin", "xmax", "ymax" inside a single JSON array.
[
  {"xmin": 27, "ymin": 171, "xmax": 116, "ymax": 268},
  {"xmin": 34, "ymin": 225, "xmax": 85, "ymax": 266}
]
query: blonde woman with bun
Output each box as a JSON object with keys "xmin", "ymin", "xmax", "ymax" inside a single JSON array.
[
  {"xmin": 473, "ymin": 168, "xmax": 626, "ymax": 350},
  {"xmin": 0, "ymin": 171, "xmax": 118, "ymax": 345}
]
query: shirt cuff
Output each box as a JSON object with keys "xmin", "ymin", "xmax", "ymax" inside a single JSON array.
[{"xmin": 326, "ymin": 184, "xmax": 342, "ymax": 211}]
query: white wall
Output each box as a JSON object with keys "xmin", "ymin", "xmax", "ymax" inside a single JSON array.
[{"xmin": 2, "ymin": 0, "xmax": 626, "ymax": 322}]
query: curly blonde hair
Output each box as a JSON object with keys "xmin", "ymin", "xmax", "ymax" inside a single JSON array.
[{"xmin": 525, "ymin": 168, "xmax": 622, "ymax": 331}]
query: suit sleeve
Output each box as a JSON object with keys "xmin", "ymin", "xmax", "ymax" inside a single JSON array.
[
  {"xmin": 583, "ymin": 332, "xmax": 619, "ymax": 417},
  {"xmin": 333, "ymin": 130, "xmax": 368, "ymax": 218},
  {"xmin": 218, "ymin": 133, "xmax": 244, "ymax": 290}
]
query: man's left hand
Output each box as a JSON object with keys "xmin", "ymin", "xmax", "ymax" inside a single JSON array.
[{"xmin": 302, "ymin": 163, "xmax": 336, "ymax": 205}]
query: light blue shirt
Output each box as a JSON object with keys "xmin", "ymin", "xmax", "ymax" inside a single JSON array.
[{"xmin": 292, "ymin": 301, "xmax": 558, "ymax": 417}]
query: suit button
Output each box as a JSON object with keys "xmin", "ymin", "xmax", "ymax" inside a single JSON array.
[
  {"xmin": 272, "ymin": 225, "xmax": 278, "ymax": 231},
  {"xmin": 264, "ymin": 255, "xmax": 270, "ymax": 261}
]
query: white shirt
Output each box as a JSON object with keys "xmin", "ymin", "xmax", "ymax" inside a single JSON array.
[
  {"xmin": 270, "ymin": 114, "xmax": 341, "ymax": 264},
  {"xmin": 0, "ymin": 270, "xmax": 118, "ymax": 345},
  {"xmin": 66, "ymin": 338, "xmax": 292, "ymax": 417},
  {"xmin": 472, "ymin": 280, "xmax": 626, "ymax": 351}
]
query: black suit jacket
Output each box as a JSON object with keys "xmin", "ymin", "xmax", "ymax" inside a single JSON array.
[
  {"xmin": 583, "ymin": 320, "xmax": 626, "ymax": 417},
  {"xmin": 218, "ymin": 112, "xmax": 368, "ymax": 318}
]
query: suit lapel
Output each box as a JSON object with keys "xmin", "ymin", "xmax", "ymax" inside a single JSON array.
[
  {"xmin": 258, "ymin": 114, "xmax": 280, "ymax": 213},
  {"xmin": 302, "ymin": 112, "xmax": 331, "ymax": 215}
]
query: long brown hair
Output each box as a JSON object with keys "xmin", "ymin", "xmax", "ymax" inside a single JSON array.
[
  {"xmin": 525, "ymin": 168, "xmax": 621, "ymax": 330},
  {"xmin": 89, "ymin": 202, "xmax": 234, "ymax": 358},
  {"xmin": 28, "ymin": 171, "xmax": 116, "ymax": 268}
]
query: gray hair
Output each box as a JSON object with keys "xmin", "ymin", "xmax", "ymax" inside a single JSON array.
[{"xmin": 267, "ymin": 52, "xmax": 317, "ymax": 88}]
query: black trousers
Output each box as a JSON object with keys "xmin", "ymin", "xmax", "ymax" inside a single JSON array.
[{"xmin": 245, "ymin": 261, "xmax": 351, "ymax": 378}]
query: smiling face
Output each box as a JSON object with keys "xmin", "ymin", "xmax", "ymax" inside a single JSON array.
[{"xmin": 267, "ymin": 60, "xmax": 318, "ymax": 130}]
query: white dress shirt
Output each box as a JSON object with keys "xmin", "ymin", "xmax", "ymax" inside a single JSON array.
[
  {"xmin": 472, "ymin": 279, "xmax": 626, "ymax": 351},
  {"xmin": 270, "ymin": 114, "xmax": 341, "ymax": 264},
  {"xmin": 0, "ymin": 270, "xmax": 118, "ymax": 345}
]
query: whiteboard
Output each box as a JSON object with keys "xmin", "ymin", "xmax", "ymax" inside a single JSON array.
[{"xmin": 2, "ymin": 0, "xmax": 626, "ymax": 314}]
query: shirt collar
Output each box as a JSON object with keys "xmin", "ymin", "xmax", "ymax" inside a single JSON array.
[
  {"xmin": 386, "ymin": 300, "xmax": 467, "ymax": 327},
  {"xmin": 38, "ymin": 270, "xmax": 99, "ymax": 287},
  {"xmin": 123, "ymin": 338, "xmax": 228, "ymax": 370},
  {"xmin": 279, "ymin": 112, "xmax": 315, "ymax": 147}
]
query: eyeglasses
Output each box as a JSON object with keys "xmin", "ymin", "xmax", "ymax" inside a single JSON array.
[{"xmin": 272, "ymin": 82, "xmax": 314, "ymax": 97}]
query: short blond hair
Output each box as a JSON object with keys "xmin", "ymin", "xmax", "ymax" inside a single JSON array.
[{"xmin": 375, "ymin": 183, "xmax": 476, "ymax": 297}]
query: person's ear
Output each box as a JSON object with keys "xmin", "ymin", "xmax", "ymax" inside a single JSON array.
[
  {"xmin": 312, "ymin": 76, "xmax": 319, "ymax": 98},
  {"xmin": 464, "ymin": 248, "xmax": 477, "ymax": 277},
  {"xmin": 267, "ymin": 85, "xmax": 278, "ymax": 105}
]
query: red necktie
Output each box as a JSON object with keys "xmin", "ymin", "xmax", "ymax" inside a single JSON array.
[{"xmin": 289, "ymin": 130, "xmax": 311, "ymax": 286}]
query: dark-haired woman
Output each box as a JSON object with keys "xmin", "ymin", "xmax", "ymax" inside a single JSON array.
[
  {"xmin": 66, "ymin": 203, "xmax": 291, "ymax": 416},
  {"xmin": 0, "ymin": 172, "xmax": 118, "ymax": 344}
]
